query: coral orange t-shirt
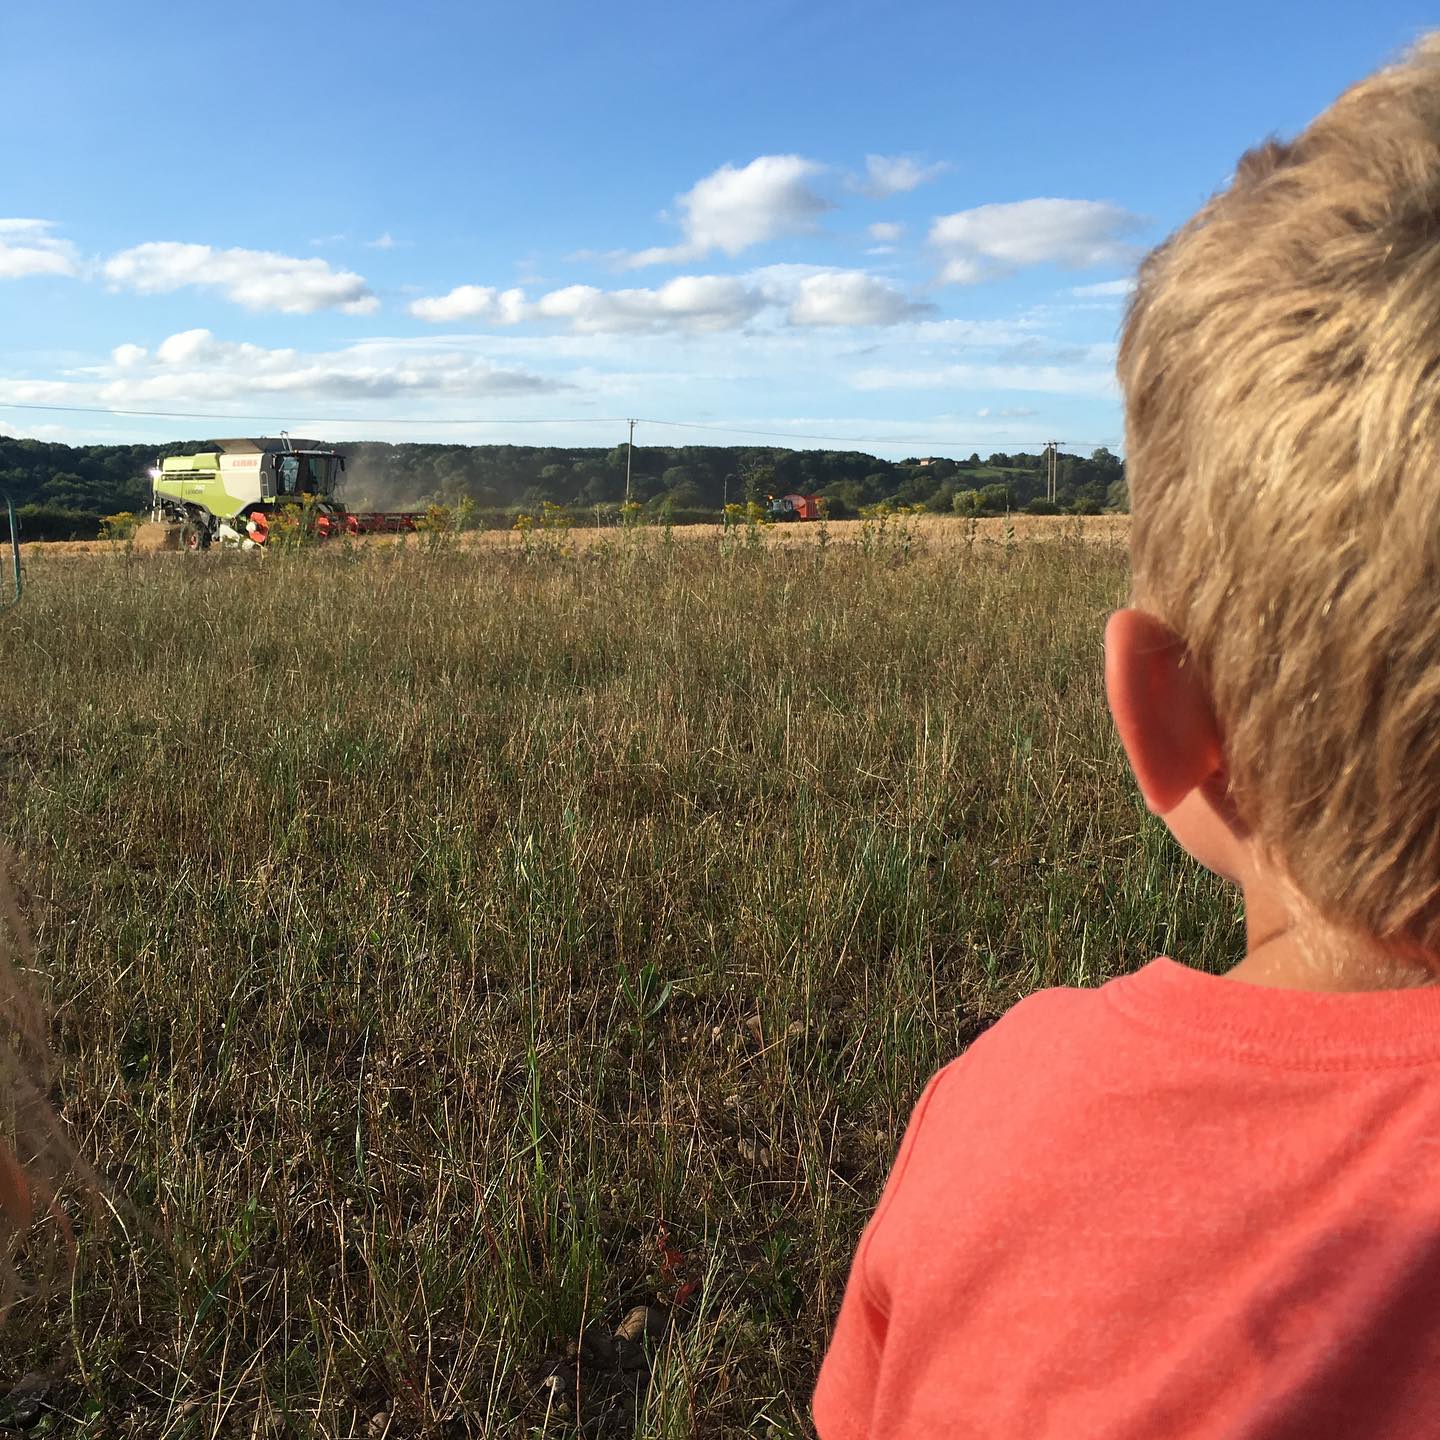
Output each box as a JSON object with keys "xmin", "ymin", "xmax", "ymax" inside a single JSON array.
[{"xmin": 815, "ymin": 959, "xmax": 1440, "ymax": 1439}]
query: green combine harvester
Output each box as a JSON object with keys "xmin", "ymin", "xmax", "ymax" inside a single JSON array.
[{"xmin": 150, "ymin": 437, "xmax": 418, "ymax": 550}]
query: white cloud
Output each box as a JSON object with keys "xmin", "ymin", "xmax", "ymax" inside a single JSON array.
[
  {"xmin": 786, "ymin": 271, "xmax": 932, "ymax": 327},
  {"xmin": 905, "ymin": 315, "xmax": 1048, "ymax": 346},
  {"xmin": 367, "ymin": 232, "xmax": 399, "ymax": 250},
  {"xmin": 622, "ymin": 155, "xmax": 829, "ymax": 267},
  {"xmin": 1069, "ymin": 277, "xmax": 1134, "ymax": 298},
  {"xmin": 858, "ymin": 155, "xmax": 947, "ymax": 197},
  {"xmin": 49, "ymin": 329, "xmax": 564, "ymax": 410},
  {"xmin": 409, "ymin": 285, "xmax": 528, "ymax": 324},
  {"xmin": 744, "ymin": 264, "xmax": 932, "ymax": 328},
  {"xmin": 867, "ymin": 221, "xmax": 904, "ymax": 243},
  {"xmin": 852, "ymin": 360, "xmax": 1117, "ymax": 398},
  {"xmin": 411, "ymin": 276, "xmax": 771, "ymax": 332},
  {"xmin": 495, "ymin": 289, "xmax": 530, "ymax": 324},
  {"xmin": 0, "ymin": 218, "xmax": 78, "ymax": 280},
  {"xmin": 413, "ymin": 274, "xmax": 772, "ymax": 335},
  {"xmin": 410, "ymin": 277, "xmax": 767, "ymax": 333},
  {"xmin": 155, "ymin": 328, "xmax": 224, "ymax": 365},
  {"xmin": 534, "ymin": 276, "xmax": 767, "ymax": 333},
  {"xmin": 1, "ymin": 319, "xmax": 1124, "ymax": 450},
  {"xmin": 930, "ymin": 199, "xmax": 1144, "ymax": 284},
  {"xmin": 411, "ymin": 267, "xmax": 945, "ymax": 337},
  {"xmin": 103, "ymin": 242, "xmax": 379, "ymax": 314},
  {"xmin": 0, "ymin": 378, "xmax": 85, "ymax": 405},
  {"xmin": 0, "ymin": 419, "xmax": 74, "ymax": 442}
]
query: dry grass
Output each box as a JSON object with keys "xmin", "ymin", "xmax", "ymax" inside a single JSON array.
[
  {"xmin": 478, "ymin": 514, "xmax": 1131, "ymax": 551},
  {"xmin": 22, "ymin": 513, "xmax": 1130, "ymax": 560},
  {"xmin": 0, "ymin": 519, "xmax": 1234, "ymax": 1437}
]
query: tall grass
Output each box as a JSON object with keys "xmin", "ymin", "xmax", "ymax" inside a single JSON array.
[{"xmin": 0, "ymin": 525, "xmax": 1239, "ymax": 1436}]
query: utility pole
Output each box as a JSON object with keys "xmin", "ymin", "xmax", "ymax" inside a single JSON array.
[
  {"xmin": 1043, "ymin": 440, "xmax": 1064, "ymax": 504},
  {"xmin": 624, "ymin": 418, "xmax": 636, "ymax": 507}
]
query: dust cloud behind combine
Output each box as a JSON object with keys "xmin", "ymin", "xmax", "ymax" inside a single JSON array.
[{"xmin": 336, "ymin": 457, "xmax": 434, "ymax": 513}]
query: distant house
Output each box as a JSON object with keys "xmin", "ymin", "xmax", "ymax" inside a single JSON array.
[{"xmin": 917, "ymin": 456, "xmax": 942, "ymax": 467}]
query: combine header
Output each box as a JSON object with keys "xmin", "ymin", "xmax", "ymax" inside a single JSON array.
[{"xmin": 150, "ymin": 437, "xmax": 423, "ymax": 550}]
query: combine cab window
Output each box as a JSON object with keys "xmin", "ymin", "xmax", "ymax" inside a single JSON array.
[
  {"xmin": 305, "ymin": 456, "xmax": 335, "ymax": 493},
  {"xmin": 272, "ymin": 453, "xmax": 337, "ymax": 498}
]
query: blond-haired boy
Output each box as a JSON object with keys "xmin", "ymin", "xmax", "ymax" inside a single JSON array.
[{"xmin": 816, "ymin": 37, "xmax": 1440, "ymax": 1438}]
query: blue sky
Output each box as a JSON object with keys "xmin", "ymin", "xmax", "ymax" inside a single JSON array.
[{"xmin": 1, "ymin": 0, "xmax": 1432, "ymax": 458}]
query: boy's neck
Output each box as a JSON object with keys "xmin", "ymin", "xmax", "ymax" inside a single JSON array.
[{"xmin": 1228, "ymin": 884, "xmax": 1440, "ymax": 992}]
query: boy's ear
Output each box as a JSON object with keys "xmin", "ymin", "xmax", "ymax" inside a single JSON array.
[{"xmin": 1104, "ymin": 609, "xmax": 1226, "ymax": 815}]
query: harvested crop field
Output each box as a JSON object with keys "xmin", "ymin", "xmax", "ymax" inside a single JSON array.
[
  {"xmin": 0, "ymin": 519, "xmax": 1235, "ymax": 1436},
  {"xmin": 18, "ymin": 511, "xmax": 1130, "ymax": 560}
]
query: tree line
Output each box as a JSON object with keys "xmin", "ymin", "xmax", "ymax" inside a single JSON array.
[{"xmin": 0, "ymin": 433, "xmax": 1127, "ymax": 538}]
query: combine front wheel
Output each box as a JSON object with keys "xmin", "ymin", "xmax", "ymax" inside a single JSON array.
[{"xmin": 180, "ymin": 519, "xmax": 211, "ymax": 553}]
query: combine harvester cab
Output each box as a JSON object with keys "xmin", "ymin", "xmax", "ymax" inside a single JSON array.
[{"xmin": 150, "ymin": 438, "xmax": 420, "ymax": 550}]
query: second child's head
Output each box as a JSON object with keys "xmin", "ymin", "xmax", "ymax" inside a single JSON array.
[{"xmin": 1109, "ymin": 36, "xmax": 1440, "ymax": 957}]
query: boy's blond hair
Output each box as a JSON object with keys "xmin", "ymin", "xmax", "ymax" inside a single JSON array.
[{"xmin": 1119, "ymin": 35, "xmax": 1440, "ymax": 950}]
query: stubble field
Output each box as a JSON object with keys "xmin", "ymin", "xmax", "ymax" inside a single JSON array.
[{"xmin": 0, "ymin": 515, "xmax": 1238, "ymax": 1437}]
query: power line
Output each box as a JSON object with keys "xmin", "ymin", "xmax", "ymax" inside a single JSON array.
[
  {"xmin": 635, "ymin": 417, "xmax": 1117, "ymax": 450},
  {"xmin": 0, "ymin": 398, "xmax": 1119, "ymax": 453},
  {"xmin": 0, "ymin": 400, "xmax": 627, "ymax": 426}
]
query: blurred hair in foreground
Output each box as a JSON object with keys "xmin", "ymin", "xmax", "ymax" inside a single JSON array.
[{"xmin": 1120, "ymin": 32, "xmax": 1440, "ymax": 954}]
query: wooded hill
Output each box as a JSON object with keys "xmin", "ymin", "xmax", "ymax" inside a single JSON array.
[{"xmin": 0, "ymin": 434, "xmax": 1127, "ymax": 537}]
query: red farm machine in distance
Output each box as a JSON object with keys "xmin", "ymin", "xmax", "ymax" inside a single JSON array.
[{"xmin": 768, "ymin": 493, "xmax": 824, "ymax": 522}]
